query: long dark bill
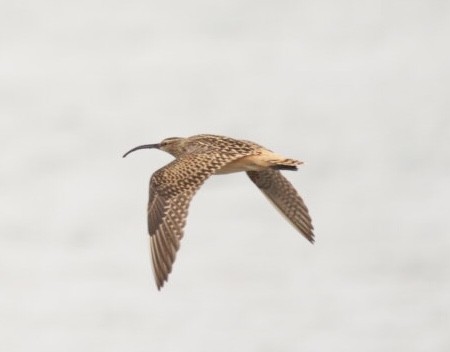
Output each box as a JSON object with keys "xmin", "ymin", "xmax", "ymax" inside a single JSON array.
[{"xmin": 122, "ymin": 143, "xmax": 160, "ymax": 158}]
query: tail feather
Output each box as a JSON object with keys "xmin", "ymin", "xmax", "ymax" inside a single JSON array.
[
  {"xmin": 270, "ymin": 158, "xmax": 302, "ymax": 171},
  {"xmin": 271, "ymin": 165, "xmax": 298, "ymax": 171}
]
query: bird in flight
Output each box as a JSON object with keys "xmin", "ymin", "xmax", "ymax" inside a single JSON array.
[{"xmin": 123, "ymin": 134, "xmax": 314, "ymax": 289}]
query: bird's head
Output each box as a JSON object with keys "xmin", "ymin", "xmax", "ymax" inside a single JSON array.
[{"xmin": 123, "ymin": 137, "xmax": 186, "ymax": 158}]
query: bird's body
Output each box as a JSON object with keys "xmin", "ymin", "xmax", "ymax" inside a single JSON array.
[{"xmin": 123, "ymin": 134, "xmax": 314, "ymax": 289}]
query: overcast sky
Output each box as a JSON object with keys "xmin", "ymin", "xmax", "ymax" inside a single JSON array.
[{"xmin": 1, "ymin": 1, "xmax": 449, "ymax": 351}]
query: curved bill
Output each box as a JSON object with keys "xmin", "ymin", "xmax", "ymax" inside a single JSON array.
[{"xmin": 122, "ymin": 143, "xmax": 160, "ymax": 158}]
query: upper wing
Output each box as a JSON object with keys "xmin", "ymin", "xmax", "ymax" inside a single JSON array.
[
  {"xmin": 247, "ymin": 169, "xmax": 314, "ymax": 243},
  {"xmin": 148, "ymin": 152, "xmax": 249, "ymax": 289}
]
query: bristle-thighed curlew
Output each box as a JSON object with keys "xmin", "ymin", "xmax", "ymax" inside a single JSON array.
[{"xmin": 123, "ymin": 134, "xmax": 314, "ymax": 289}]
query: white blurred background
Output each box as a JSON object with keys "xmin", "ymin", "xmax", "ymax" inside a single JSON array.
[{"xmin": 1, "ymin": 1, "xmax": 449, "ymax": 351}]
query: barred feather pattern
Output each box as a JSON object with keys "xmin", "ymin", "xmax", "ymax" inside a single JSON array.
[
  {"xmin": 148, "ymin": 150, "xmax": 255, "ymax": 289},
  {"xmin": 125, "ymin": 134, "xmax": 315, "ymax": 290},
  {"xmin": 247, "ymin": 169, "xmax": 314, "ymax": 243}
]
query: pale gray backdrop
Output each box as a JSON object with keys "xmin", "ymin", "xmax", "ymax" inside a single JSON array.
[{"xmin": 1, "ymin": 1, "xmax": 449, "ymax": 351}]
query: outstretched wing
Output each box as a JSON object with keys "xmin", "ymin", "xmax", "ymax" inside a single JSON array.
[
  {"xmin": 247, "ymin": 169, "xmax": 314, "ymax": 243},
  {"xmin": 148, "ymin": 152, "xmax": 248, "ymax": 289}
]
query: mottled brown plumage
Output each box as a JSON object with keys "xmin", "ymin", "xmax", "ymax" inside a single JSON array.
[{"xmin": 123, "ymin": 134, "xmax": 314, "ymax": 289}]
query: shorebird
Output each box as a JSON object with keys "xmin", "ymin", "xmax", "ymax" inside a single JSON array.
[{"xmin": 123, "ymin": 134, "xmax": 314, "ymax": 289}]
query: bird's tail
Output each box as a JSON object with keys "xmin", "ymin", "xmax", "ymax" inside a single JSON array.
[{"xmin": 270, "ymin": 158, "xmax": 303, "ymax": 171}]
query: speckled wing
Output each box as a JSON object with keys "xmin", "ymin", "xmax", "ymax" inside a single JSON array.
[
  {"xmin": 148, "ymin": 152, "xmax": 249, "ymax": 289},
  {"xmin": 247, "ymin": 169, "xmax": 314, "ymax": 243}
]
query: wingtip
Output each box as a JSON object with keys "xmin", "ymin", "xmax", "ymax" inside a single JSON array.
[
  {"xmin": 303, "ymin": 230, "xmax": 315, "ymax": 244},
  {"xmin": 155, "ymin": 278, "xmax": 165, "ymax": 291}
]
